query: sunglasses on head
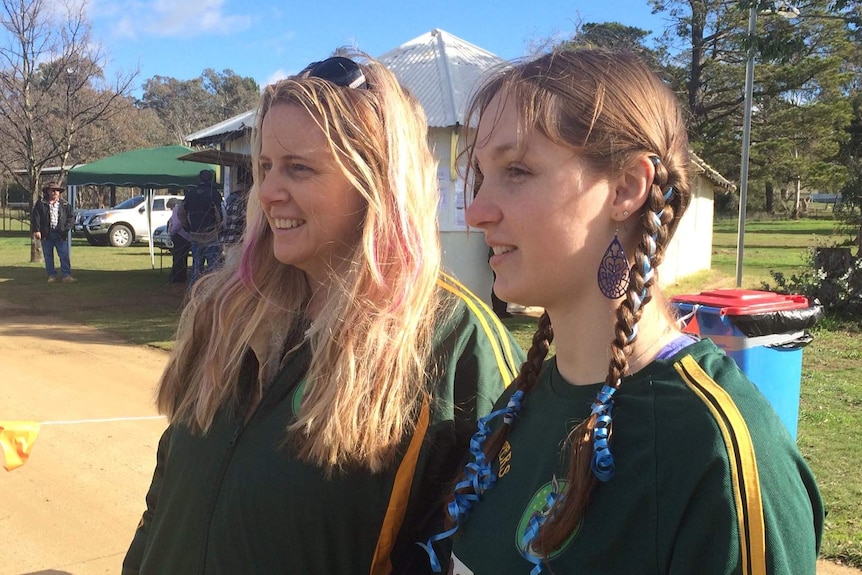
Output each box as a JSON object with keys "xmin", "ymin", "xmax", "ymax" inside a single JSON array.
[{"xmin": 298, "ymin": 56, "xmax": 368, "ymax": 89}]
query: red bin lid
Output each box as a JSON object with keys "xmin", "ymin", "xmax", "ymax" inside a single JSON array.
[{"xmin": 671, "ymin": 289, "xmax": 809, "ymax": 316}]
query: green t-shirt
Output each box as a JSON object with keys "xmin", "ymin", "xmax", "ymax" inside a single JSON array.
[
  {"xmin": 450, "ymin": 339, "xmax": 823, "ymax": 575},
  {"xmin": 123, "ymin": 275, "xmax": 525, "ymax": 575}
]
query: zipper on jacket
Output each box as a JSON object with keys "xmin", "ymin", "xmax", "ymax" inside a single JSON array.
[{"xmin": 196, "ymin": 349, "xmax": 296, "ymax": 572}]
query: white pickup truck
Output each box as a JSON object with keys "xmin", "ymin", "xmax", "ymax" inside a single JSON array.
[{"xmin": 74, "ymin": 194, "xmax": 183, "ymax": 247}]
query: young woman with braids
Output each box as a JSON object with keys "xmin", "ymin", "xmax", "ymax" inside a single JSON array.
[
  {"xmin": 121, "ymin": 54, "xmax": 524, "ymax": 574},
  {"xmin": 421, "ymin": 49, "xmax": 823, "ymax": 575}
]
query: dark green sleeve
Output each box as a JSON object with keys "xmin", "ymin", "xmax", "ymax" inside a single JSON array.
[
  {"xmin": 122, "ymin": 425, "xmax": 173, "ymax": 575},
  {"xmin": 431, "ymin": 297, "xmax": 525, "ymax": 428},
  {"xmin": 662, "ymin": 351, "xmax": 824, "ymax": 574},
  {"xmin": 390, "ymin": 296, "xmax": 526, "ymax": 573}
]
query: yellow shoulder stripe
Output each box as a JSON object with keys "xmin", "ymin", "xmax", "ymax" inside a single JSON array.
[
  {"xmin": 369, "ymin": 398, "xmax": 430, "ymax": 575},
  {"xmin": 674, "ymin": 355, "xmax": 766, "ymax": 575},
  {"xmin": 437, "ymin": 273, "xmax": 519, "ymax": 382}
]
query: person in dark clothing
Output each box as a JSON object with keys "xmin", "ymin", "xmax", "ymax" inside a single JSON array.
[
  {"xmin": 30, "ymin": 181, "xmax": 76, "ymax": 283},
  {"xmin": 432, "ymin": 49, "xmax": 823, "ymax": 575},
  {"xmin": 181, "ymin": 169, "xmax": 223, "ymax": 284},
  {"xmin": 166, "ymin": 198, "xmax": 190, "ymax": 284}
]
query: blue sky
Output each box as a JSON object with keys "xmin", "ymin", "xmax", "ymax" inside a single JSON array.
[{"xmin": 86, "ymin": 0, "xmax": 670, "ymax": 96}]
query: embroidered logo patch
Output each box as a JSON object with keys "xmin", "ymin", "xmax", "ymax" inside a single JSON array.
[
  {"xmin": 291, "ymin": 379, "xmax": 306, "ymax": 416},
  {"xmin": 515, "ymin": 478, "xmax": 578, "ymax": 560}
]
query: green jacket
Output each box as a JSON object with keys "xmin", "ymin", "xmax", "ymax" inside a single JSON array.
[
  {"xmin": 450, "ymin": 339, "xmax": 823, "ymax": 574},
  {"xmin": 123, "ymin": 275, "xmax": 525, "ymax": 575}
]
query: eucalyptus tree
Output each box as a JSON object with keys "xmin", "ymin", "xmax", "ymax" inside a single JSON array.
[{"xmin": 139, "ymin": 68, "xmax": 259, "ymax": 144}]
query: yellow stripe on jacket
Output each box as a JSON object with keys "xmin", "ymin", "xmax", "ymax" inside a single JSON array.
[
  {"xmin": 437, "ymin": 273, "xmax": 520, "ymax": 383},
  {"xmin": 674, "ymin": 355, "xmax": 766, "ymax": 575}
]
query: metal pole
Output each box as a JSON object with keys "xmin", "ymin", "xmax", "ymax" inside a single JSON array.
[
  {"xmin": 735, "ymin": 5, "xmax": 757, "ymax": 288},
  {"xmin": 794, "ymin": 148, "xmax": 801, "ymax": 217}
]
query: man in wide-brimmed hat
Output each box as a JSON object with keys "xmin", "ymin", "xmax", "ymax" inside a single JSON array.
[{"xmin": 30, "ymin": 180, "xmax": 77, "ymax": 283}]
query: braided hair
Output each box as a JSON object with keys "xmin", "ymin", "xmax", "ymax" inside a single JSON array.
[{"xmin": 436, "ymin": 48, "xmax": 691, "ymax": 565}]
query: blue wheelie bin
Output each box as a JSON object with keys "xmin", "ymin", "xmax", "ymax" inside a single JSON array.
[{"xmin": 671, "ymin": 289, "xmax": 823, "ymax": 439}]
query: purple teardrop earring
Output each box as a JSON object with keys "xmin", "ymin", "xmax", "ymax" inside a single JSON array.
[{"xmin": 597, "ymin": 212, "xmax": 630, "ymax": 299}]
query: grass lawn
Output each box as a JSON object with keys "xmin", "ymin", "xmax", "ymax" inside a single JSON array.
[
  {"xmin": 0, "ymin": 232, "xmax": 185, "ymax": 348},
  {"xmin": 711, "ymin": 216, "xmax": 849, "ymax": 290},
  {"xmin": 1, "ymin": 215, "xmax": 860, "ymax": 567}
]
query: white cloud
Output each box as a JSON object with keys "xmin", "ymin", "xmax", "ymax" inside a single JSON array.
[
  {"xmin": 43, "ymin": 0, "xmax": 85, "ymax": 19},
  {"xmin": 92, "ymin": 0, "xmax": 253, "ymax": 39},
  {"xmin": 264, "ymin": 69, "xmax": 288, "ymax": 88},
  {"xmin": 145, "ymin": 0, "xmax": 252, "ymax": 36},
  {"xmin": 112, "ymin": 16, "xmax": 138, "ymax": 40}
]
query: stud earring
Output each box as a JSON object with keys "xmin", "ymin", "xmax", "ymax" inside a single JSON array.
[
  {"xmin": 597, "ymin": 232, "xmax": 630, "ymax": 299},
  {"xmin": 623, "ymin": 210, "xmax": 629, "ymax": 218}
]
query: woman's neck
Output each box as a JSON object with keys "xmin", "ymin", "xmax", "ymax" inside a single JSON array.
[{"xmin": 549, "ymin": 293, "xmax": 679, "ymax": 386}]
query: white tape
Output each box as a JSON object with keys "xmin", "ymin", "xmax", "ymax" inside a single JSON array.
[
  {"xmin": 707, "ymin": 331, "xmax": 805, "ymax": 351},
  {"xmin": 40, "ymin": 415, "xmax": 166, "ymax": 425}
]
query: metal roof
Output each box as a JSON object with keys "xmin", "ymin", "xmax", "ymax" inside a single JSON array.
[
  {"xmin": 185, "ymin": 29, "xmax": 504, "ymax": 145},
  {"xmin": 185, "ymin": 109, "xmax": 256, "ymax": 146},
  {"xmin": 378, "ymin": 29, "xmax": 506, "ymax": 128},
  {"xmin": 691, "ymin": 153, "xmax": 736, "ymax": 191},
  {"xmin": 177, "ymin": 149, "xmax": 251, "ymax": 167}
]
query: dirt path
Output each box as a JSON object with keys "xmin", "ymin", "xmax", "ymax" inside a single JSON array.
[
  {"xmin": 0, "ymin": 303, "xmax": 167, "ymax": 574},
  {"xmin": 0, "ymin": 301, "xmax": 857, "ymax": 574}
]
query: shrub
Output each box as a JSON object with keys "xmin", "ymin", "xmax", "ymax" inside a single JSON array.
[{"xmin": 762, "ymin": 246, "xmax": 862, "ymax": 318}]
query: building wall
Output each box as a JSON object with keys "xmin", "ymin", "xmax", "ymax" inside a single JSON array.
[
  {"xmin": 660, "ymin": 173, "xmax": 715, "ymax": 286},
  {"xmin": 428, "ymin": 127, "xmax": 494, "ymax": 301}
]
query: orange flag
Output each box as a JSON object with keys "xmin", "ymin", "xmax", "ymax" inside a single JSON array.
[{"xmin": 0, "ymin": 421, "xmax": 41, "ymax": 471}]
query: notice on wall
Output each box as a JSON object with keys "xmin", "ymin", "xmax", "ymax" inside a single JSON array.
[{"xmin": 438, "ymin": 171, "xmax": 472, "ymax": 232}]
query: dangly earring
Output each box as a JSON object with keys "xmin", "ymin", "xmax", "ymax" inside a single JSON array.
[{"xmin": 597, "ymin": 219, "xmax": 630, "ymax": 299}]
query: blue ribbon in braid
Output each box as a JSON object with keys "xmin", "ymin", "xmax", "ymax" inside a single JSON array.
[
  {"xmin": 590, "ymin": 156, "xmax": 669, "ymax": 481},
  {"xmin": 590, "ymin": 384, "xmax": 617, "ymax": 481},
  {"xmin": 418, "ymin": 390, "xmax": 525, "ymax": 572}
]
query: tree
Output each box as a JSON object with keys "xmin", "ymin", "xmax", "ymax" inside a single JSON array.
[
  {"xmin": 81, "ymin": 97, "xmax": 172, "ymax": 161},
  {"xmin": 202, "ymin": 68, "xmax": 259, "ymax": 125},
  {"xmin": 140, "ymin": 69, "xmax": 259, "ymax": 144},
  {"xmin": 0, "ymin": 0, "xmax": 135, "ymax": 261},
  {"xmin": 652, "ymin": 0, "xmax": 858, "ymax": 214},
  {"xmin": 559, "ymin": 22, "xmax": 668, "ymax": 71}
]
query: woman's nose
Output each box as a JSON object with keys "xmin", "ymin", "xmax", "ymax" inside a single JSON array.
[
  {"xmin": 257, "ymin": 174, "xmax": 284, "ymax": 206},
  {"xmin": 465, "ymin": 184, "xmax": 500, "ymax": 230}
]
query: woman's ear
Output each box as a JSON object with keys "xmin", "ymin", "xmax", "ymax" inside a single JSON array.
[{"xmin": 611, "ymin": 156, "xmax": 655, "ymax": 221}]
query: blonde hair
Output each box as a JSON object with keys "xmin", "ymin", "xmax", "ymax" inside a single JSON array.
[
  {"xmin": 157, "ymin": 54, "xmax": 444, "ymax": 472},
  {"xmin": 457, "ymin": 49, "xmax": 691, "ymax": 553}
]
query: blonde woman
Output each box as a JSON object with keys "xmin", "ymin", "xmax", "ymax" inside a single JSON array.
[
  {"xmin": 123, "ymin": 55, "xmax": 524, "ymax": 575},
  {"xmin": 424, "ymin": 50, "xmax": 823, "ymax": 574}
]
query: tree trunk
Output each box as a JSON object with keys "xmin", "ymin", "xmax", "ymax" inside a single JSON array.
[
  {"xmin": 30, "ymin": 236, "xmax": 43, "ymax": 264},
  {"xmin": 28, "ymin": 194, "xmax": 42, "ymax": 264},
  {"xmin": 765, "ymin": 181, "xmax": 774, "ymax": 213}
]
